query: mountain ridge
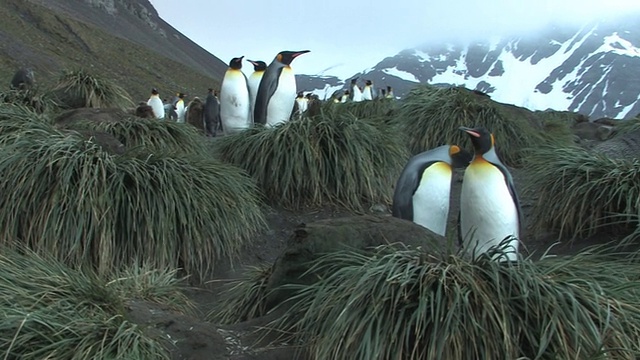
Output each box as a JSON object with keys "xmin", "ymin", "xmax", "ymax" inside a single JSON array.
[{"xmin": 299, "ymin": 15, "xmax": 640, "ymax": 120}]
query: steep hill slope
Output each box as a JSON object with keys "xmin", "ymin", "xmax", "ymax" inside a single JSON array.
[{"xmin": 0, "ymin": 0, "xmax": 227, "ymax": 102}]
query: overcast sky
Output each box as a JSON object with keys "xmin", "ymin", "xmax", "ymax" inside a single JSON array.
[{"xmin": 148, "ymin": 0, "xmax": 640, "ymax": 78}]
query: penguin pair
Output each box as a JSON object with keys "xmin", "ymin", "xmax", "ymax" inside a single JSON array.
[
  {"xmin": 219, "ymin": 50, "xmax": 309, "ymax": 133},
  {"xmin": 392, "ymin": 126, "xmax": 521, "ymax": 261}
]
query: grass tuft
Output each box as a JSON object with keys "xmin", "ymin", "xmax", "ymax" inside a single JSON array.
[
  {"xmin": 73, "ymin": 117, "xmax": 208, "ymax": 154},
  {"xmin": 0, "ymin": 120, "xmax": 266, "ymax": 278},
  {"xmin": 208, "ymin": 264, "xmax": 272, "ymax": 324},
  {"xmin": 49, "ymin": 69, "xmax": 134, "ymax": 110},
  {"xmin": 272, "ymin": 244, "xmax": 640, "ymax": 360},
  {"xmin": 0, "ymin": 247, "xmax": 191, "ymax": 359},
  {"xmin": 393, "ymin": 85, "xmax": 543, "ymax": 166},
  {"xmin": 213, "ymin": 111, "xmax": 408, "ymax": 211},
  {"xmin": 524, "ymin": 143, "xmax": 640, "ymax": 240}
]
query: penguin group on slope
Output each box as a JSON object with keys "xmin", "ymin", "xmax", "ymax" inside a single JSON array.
[
  {"xmin": 217, "ymin": 50, "xmax": 310, "ymax": 135},
  {"xmin": 392, "ymin": 126, "xmax": 522, "ymax": 262},
  {"xmin": 331, "ymin": 79, "xmax": 395, "ymax": 103}
]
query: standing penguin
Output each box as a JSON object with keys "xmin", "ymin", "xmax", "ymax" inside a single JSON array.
[
  {"xmin": 385, "ymin": 86, "xmax": 395, "ymax": 99},
  {"xmin": 204, "ymin": 88, "xmax": 221, "ymax": 137},
  {"xmin": 294, "ymin": 91, "xmax": 308, "ymax": 118},
  {"xmin": 146, "ymin": 88, "xmax": 165, "ymax": 119},
  {"xmin": 175, "ymin": 93, "xmax": 187, "ymax": 123},
  {"xmin": 253, "ymin": 50, "xmax": 310, "ymax": 127},
  {"xmin": 392, "ymin": 145, "xmax": 472, "ymax": 236},
  {"xmin": 349, "ymin": 78, "xmax": 363, "ymax": 102},
  {"xmin": 220, "ymin": 56, "xmax": 251, "ymax": 134},
  {"xmin": 459, "ymin": 126, "xmax": 521, "ymax": 261},
  {"xmin": 246, "ymin": 59, "xmax": 267, "ymax": 122},
  {"xmin": 362, "ymin": 80, "xmax": 375, "ymax": 101}
]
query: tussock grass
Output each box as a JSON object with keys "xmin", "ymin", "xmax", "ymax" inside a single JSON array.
[
  {"xmin": 612, "ymin": 118, "xmax": 640, "ymax": 136},
  {"xmin": 208, "ymin": 264, "xmax": 272, "ymax": 324},
  {"xmin": 272, "ymin": 244, "xmax": 640, "ymax": 360},
  {"xmin": 0, "ymin": 104, "xmax": 59, "ymax": 142},
  {"xmin": 535, "ymin": 110, "xmax": 580, "ymax": 145},
  {"xmin": 0, "ymin": 247, "xmax": 191, "ymax": 359},
  {"xmin": 0, "ymin": 88, "xmax": 57, "ymax": 114},
  {"xmin": 394, "ymin": 85, "xmax": 542, "ymax": 166},
  {"xmin": 213, "ymin": 112, "xmax": 408, "ymax": 211},
  {"xmin": 524, "ymin": 143, "xmax": 640, "ymax": 240},
  {"xmin": 0, "ymin": 129, "xmax": 266, "ymax": 278},
  {"xmin": 75, "ymin": 117, "xmax": 207, "ymax": 154},
  {"xmin": 321, "ymin": 98, "xmax": 398, "ymax": 122},
  {"xmin": 50, "ymin": 69, "xmax": 134, "ymax": 110}
]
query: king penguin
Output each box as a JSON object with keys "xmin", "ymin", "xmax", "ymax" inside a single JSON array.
[
  {"xmin": 362, "ymin": 80, "xmax": 375, "ymax": 101},
  {"xmin": 392, "ymin": 145, "xmax": 472, "ymax": 236},
  {"xmin": 175, "ymin": 93, "xmax": 187, "ymax": 123},
  {"xmin": 349, "ymin": 78, "xmax": 363, "ymax": 102},
  {"xmin": 246, "ymin": 59, "xmax": 267, "ymax": 122},
  {"xmin": 204, "ymin": 88, "xmax": 221, "ymax": 137},
  {"xmin": 253, "ymin": 50, "xmax": 310, "ymax": 127},
  {"xmin": 220, "ymin": 56, "xmax": 251, "ymax": 134},
  {"xmin": 147, "ymin": 88, "xmax": 165, "ymax": 119},
  {"xmin": 459, "ymin": 126, "xmax": 522, "ymax": 261}
]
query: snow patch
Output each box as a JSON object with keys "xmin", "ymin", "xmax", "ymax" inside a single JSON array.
[{"xmin": 382, "ymin": 67, "xmax": 420, "ymax": 83}]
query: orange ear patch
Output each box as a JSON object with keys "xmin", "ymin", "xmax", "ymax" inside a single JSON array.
[
  {"xmin": 277, "ymin": 54, "xmax": 283, "ymax": 62},
  {"xmin": 449, "ymin": 145, "xmax": 461, "ymax": 156},
  {"xmin": 490, "ymin": 133, "xmax": 495, "ymax": 147}
]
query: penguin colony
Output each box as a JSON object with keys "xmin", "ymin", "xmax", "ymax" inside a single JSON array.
[
  {"xmin": 392, "ymin": 126, "xmax": 522, "ymax": 262},
  {"xmin": 142, "ymin": 49, "xmax": 398, "ymax": 135}
]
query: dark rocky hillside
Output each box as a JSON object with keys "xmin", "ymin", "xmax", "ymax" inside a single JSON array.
[{"xmin": 0, "ymin": 0, "xmax": 227, "ymax": 102}]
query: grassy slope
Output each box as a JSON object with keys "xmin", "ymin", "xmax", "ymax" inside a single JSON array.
[{"xmin": 0, "ymin": 0, "xmax": 221, "ymax": 102}]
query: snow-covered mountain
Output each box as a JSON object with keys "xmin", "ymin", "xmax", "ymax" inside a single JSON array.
[{"xmin": 298, "ymin": 15, "xmax": 640, "ymax": 120}]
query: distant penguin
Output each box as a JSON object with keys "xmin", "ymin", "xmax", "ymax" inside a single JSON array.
[
  {"xmin": 349, "ymin": 78, "xmax": 363, "ymax": 102},
  {"xmin": 330, "ymin": 89, "xmax": 343, "ymax": 103},
  {"xmin": 362, "ymin": 80, "xmax": 375, "ymax": 101},
  {"xmin": 294, "ymin": 91, "xmax": 308, "ymax": 118},
  {"xmin": 175, "ymin": 93, "xmax": 187, "ymax": 123},
  {"xmin": 392, "ymin": 145, "xmax": 472, "ymax": 236},
  {"xmin": 379, "ymin": 88, "xmax": 386, "ymax": 99},
  {"xmin": 220, "ymin": 56, "xmax": 251, "ymax": 134},
  {"xmin": 459, "ymin": 126, "xmax": 522, "ymax": 261},
  {"xmin": 341, "ymin": 90, "xmax": 349, "ymax": 103},
  {"xmin": 10, "ymin": 68, "xmax": 35, "ymax": 90},
  {"xmin": 246, "ymin": 59, "xmax": 267, "ymax": 122},
  {"xmin": 385, "ymin": 86, "xmax": 395, "ymax": 99},
  {"xmin": 186, "ymin": 96, "xmax": 205, "ymax": 133},
  {"xmin": 147, "ymin": 88, "xmax": 165, "ymax": 119},
  {"xmin": 204, "ymin": 88, "xmax": 221, "ymax": 137},
  {"xmin": 253, "ymin": 50, "xmax": 310, "ymax": 127}
]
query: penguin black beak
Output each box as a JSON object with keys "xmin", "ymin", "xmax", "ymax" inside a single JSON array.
[
  {"xmin": 246, "ymin": 59, "xmax": 257, "ymax": 65},
  {"xmin": 292, "ymin": 50, "xmax": 310, "ymax": 58},
  {"xmin": 459, "ymin": 126, "xmax": 481, "ymax": 138}
]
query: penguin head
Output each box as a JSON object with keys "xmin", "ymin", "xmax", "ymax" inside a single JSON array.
[
  {"xmin": 448, "ymin": 145, "xmax": 473, "ymax": 168},
  {"xmin": 296, "ymin": 91, "xmax": 304, "ymax": 98},
  {"xmin": 229, "ymin": 56, "xmax": 244, "ymax": 70},
  {"xmin": 350, "ymin": 78, "xmax": 358, "ymax": 85},
  {"xmin": 365, "ymin": 80, "xmax": 373, "ymax": 86},
  {"xmin": 151, "ymin": 88, "xmax": 159, "ymax": 95},
  {"xmin": 276, "ymin": 50, "xmax": 310, "ymax": 66},
  {"xmin": 247, "ymin": 59, "xmax": 267, "ymax": 71},
  {"xmin": 459, "ymin": 126, "xmax": 495, "ymax": 156}
]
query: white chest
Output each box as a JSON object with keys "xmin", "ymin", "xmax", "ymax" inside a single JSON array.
[
  {"xmin": 266, "ymin": 67, "xmax": 297, "ymax": 126},
  {"xmin": 460, "ymin": 161, "xmax": 519, "ymax": 260},
  {"xmin": 412, "ymin": 162, "xmax": 452, "ymax": 236}
]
